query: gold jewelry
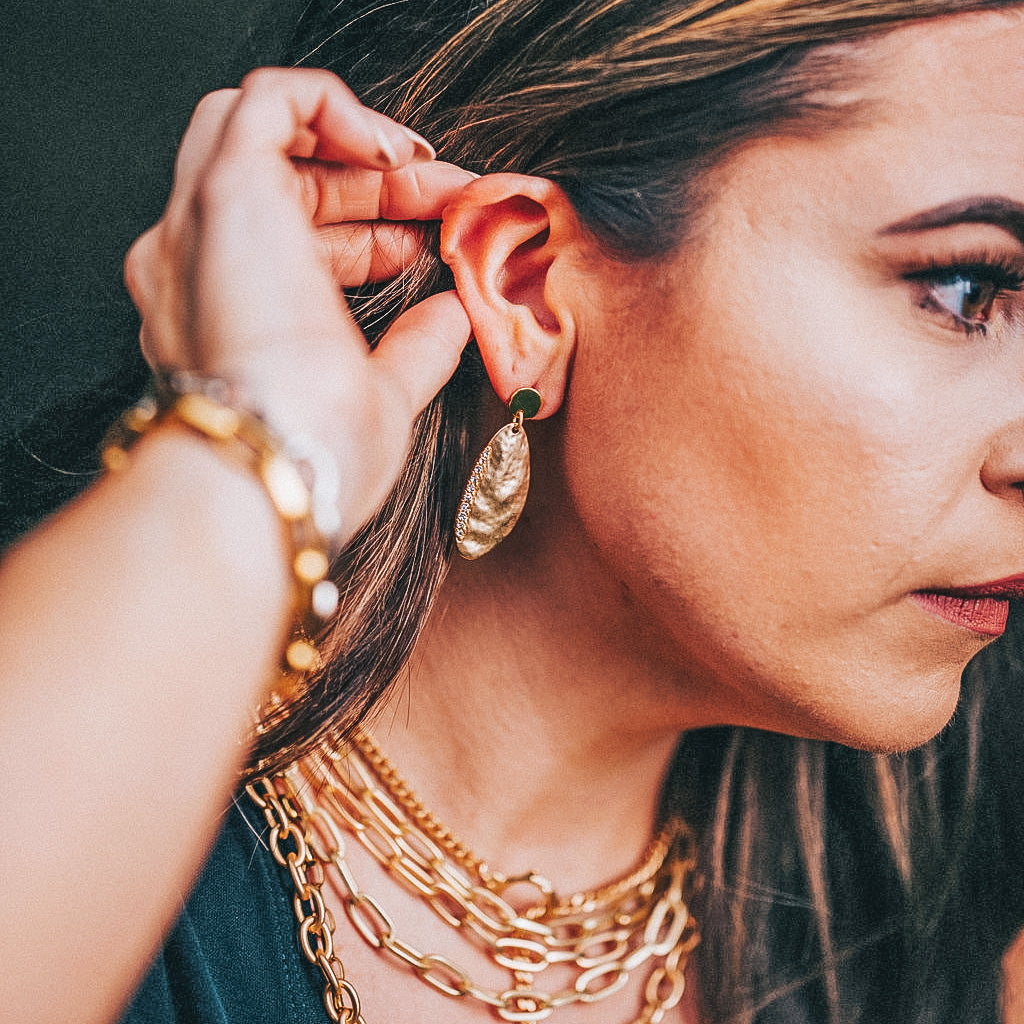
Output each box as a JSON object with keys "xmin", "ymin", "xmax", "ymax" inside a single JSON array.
[
  {"xmin": 349, "ymin": 729, "xmax": 672, "ymax": 917},
  {"xmin": 455, "ymin": 387, "xmax": 542, "ymax": 560},
  {"xmin": 102, "ymin": 371, "xmax": 341, "ymax": 676},
  {"xmin": 248, "ymin": 773, "xmax": 368, "ymax": 1024},
  {"xmin": 249, "ymin": 730, "xmax": 700, "ymax": 1023}
]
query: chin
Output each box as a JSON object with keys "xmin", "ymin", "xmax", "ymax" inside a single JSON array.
[{"xmin": 803, "ymin": 667, "xmax": 965, "ymax": 754}]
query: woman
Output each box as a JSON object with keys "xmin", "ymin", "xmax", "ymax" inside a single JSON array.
[{"xmin": 2, "ymin": 0, "xmax": 1024, "ymax": 1021}]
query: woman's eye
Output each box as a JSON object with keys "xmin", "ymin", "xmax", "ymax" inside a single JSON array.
[
  {"xmin": 908, "ymin": 262, "xmax": 1024, "ymax": 336},
  {"xmin": 929, "ymin": 274, "xmax": 998, "ymax": 325}
]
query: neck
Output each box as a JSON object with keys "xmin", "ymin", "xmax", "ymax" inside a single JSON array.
[{"xmin": 360, "ymin": 451, "xmax": 705, "ymax": 896}]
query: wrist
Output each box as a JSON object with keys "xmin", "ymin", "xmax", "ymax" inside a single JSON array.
[{"xmin": 102, "ymin": 374, "xmax": 342, "ymax": 679}]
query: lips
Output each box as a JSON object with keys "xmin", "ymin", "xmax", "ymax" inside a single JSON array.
[{"xmin": 910, "ymin": 575, "xmax": 1024, "ymax": 637}]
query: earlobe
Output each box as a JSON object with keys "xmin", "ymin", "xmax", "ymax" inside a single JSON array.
[{"xmin": 440, "ymin": 173, "xmax": 579, "ymax": 415}]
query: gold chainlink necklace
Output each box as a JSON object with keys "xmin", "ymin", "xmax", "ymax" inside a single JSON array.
[{"xmin": 247, "ymin": 730, "xmax": 700, "ymax": 1024}]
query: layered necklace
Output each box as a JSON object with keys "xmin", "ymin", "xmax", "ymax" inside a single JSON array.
[{"xmin": 248, "ymin": 730, "xmax": 700, "ymax": 1023}]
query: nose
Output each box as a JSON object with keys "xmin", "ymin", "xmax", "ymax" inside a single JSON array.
[{"xmin": 981, "ymin": 417, "xmax": 1024, "ymax": 502}]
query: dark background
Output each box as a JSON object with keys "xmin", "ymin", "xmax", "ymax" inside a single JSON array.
[{"xmin": 1, "ymin": 0, "xmax": 303, "ymax": 545}]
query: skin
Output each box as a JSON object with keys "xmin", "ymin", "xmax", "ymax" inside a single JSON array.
[
  {"xmin": 392, "ymin": 5, "xmax": 1024, "ymax": 850},
  {"xmin": 1005, "ymin": 929, "xmax": 1024, "ymax": 1021},
  {"xmin": 556, "ymin": 8, "xmax": 1024, "ymax": 754}
]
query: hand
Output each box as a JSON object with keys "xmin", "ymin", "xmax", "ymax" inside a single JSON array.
[
  {"xmin": 124, "ymin": 68, "xmax": 474, "ymax": 538},
  {"xmin": 1005, "ymin": 928, "xmax": 1024, "ymax": 1022}
]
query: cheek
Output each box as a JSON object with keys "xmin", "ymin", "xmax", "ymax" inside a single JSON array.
[
  {"xmin": 564, "ymin": 285, "xmax": 934, "ymax": 614},
  {"xmin": 558, "ymin": 262, "xmax": 974, "ymax": 746}
]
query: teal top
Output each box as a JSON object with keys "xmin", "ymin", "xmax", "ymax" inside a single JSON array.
[{"xmin": 119, "ymin": 796, "xmax": 325, "ymax": 1024}]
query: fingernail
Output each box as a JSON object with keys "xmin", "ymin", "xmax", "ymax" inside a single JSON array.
[
  {"xmin": 373, "ymin": 128, "xmax": 401, "ymax": 169},
  {"xmin": 399, "ymin": 125, "xmax": 436, "ymax": 163}
]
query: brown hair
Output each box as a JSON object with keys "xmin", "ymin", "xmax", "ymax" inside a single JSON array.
[{"xmin": 253, "ymin": 1, "xmax": 1024, "ymax": 1018}]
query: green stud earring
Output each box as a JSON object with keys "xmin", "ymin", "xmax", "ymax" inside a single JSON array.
[{"xmin": 455, "ymin": 387, "xmax": 542, "ymax": 559}]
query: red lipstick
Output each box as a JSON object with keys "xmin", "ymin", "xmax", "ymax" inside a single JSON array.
[{"xmin": 911, "ymin": 575, "xmax": 1024, "ymax": 637}]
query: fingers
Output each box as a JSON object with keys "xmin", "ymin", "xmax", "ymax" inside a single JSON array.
[
  {"xmin": 121, "ymin": 64, "xmax": 476, "ymax": 511},
  {"xmin": 373, "ymin": 291, "xmax": 472, "ymax": 417},
  {"xmin": 316, "ymin": 222, "xmax": 425, "ymax": 285},
  {"xmin": 171, "ymin": 90, "xmax": 240, "ymax": 197},
  {"xmin": 128, "ymin": 69, "xmax": 475, "ymax": 321},
  {"xmin": 305, "ymin": 161, "xmax": 477, "ymax": 288},
  {"xmin": 299, "ymin": 160, "xmax": 477, "ymax": 225},
  {"xmin": 222, "ymin": 68, "xmax": 433, "ymax": 173},
  {"xmin": 168, "ymin": 70, "xmax": 459, "ymax": 351},
  {"xmin": 123, "ymin": 227, "xmax": 156, "ymax": 314}
]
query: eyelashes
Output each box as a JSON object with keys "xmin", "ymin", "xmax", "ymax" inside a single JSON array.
[{"xmin": 902, "ymin": 251, "xmax": 1024, "ymax": 337}]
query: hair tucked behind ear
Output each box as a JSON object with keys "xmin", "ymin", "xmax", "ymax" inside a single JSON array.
[{"xmin": 248, "ymin": 1, "xmax": 1024, "ymax": 1018}]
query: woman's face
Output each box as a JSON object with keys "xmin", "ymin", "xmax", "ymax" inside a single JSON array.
[{"xmin": 561, "ymin": 9, "xmax": 1024, "ymax": 750}]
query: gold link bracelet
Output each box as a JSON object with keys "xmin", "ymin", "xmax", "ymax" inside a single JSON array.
[{"xmin": 101, "ymin": 374, "xmax": 341, "ymax": 679}]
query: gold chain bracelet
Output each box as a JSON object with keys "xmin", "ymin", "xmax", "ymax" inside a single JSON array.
[{"xmin": 101, "ymin": 372, "xmax": 341, "ymax": 676}]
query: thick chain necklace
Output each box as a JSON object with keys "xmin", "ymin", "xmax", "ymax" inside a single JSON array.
[{"xmin": 248, "ymin": 731, "xmax": 700, "ymax": 1024}]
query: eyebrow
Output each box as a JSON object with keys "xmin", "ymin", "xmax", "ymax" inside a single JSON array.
[{"xmin": 881, "ymin": 196, "xmax": 1024, "ymax": 247}]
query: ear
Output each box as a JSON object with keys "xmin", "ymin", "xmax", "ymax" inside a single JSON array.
[{"xmin": 440, "ymin": 173, "xmax": 583, "ymax": 417}]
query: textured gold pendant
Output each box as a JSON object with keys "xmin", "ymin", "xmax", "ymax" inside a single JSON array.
[
  {"xmin": 455, "ymin": 419, "xmax": 531, "ymax": 559},
  {"xmin": 455, "ymin": 388, "xmax": 541, "ymax": 560}
]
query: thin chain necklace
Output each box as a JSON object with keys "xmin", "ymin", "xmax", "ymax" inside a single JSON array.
[
  {"xmin": 248, "ymin": 730, "xmax": 700, "ymax": 1024},
  {"xmin": 348, "ymin": 730, "xmax": 673, "ymax": 919}
]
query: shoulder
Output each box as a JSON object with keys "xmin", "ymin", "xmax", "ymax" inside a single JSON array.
[{"xmin": 119, "ymin": 795, "xmax": 324, "ymax": 1024}]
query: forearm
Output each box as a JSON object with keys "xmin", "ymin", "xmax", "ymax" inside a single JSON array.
[
  {"xmin": 0, "ymin": 68, "xmax": 472, "ymax": 1022},
  {"xmin": 0, "ymin": 427, "xmax": 290, "ymax": 1023}
]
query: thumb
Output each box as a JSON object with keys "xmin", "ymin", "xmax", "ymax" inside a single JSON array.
[{"xmin": 372, "ymin": 291, "xmax": 472, "ymax": 418}]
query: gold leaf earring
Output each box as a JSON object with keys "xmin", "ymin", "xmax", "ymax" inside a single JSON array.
[{"xmin": 455, "ymin": 387, "xmax": 542, "ymax": 559}]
